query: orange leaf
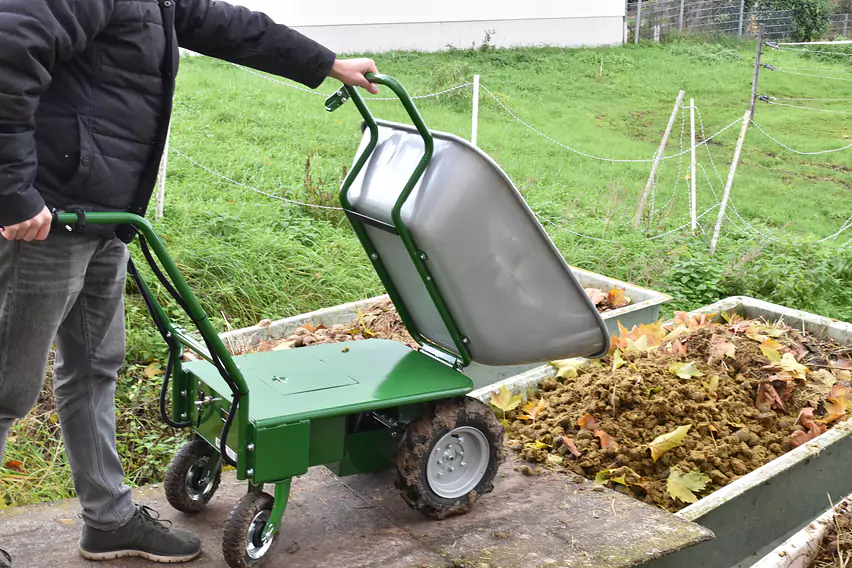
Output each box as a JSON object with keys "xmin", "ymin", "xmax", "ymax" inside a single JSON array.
[
  {"xmin": 561, "ymin": 435, "xmax": 582, "ymax": 458},
  {"xmin": 596, "ymin": 430, "xmax": 619, "ymax": 451},
  {"xmin": 607, "ymin": 287, "xmax": 630, "ymax": 309},
  {"xmin": 4, "ymin": 460, "xmax": 24, "ymax": 473},
  {"xmin": 578, "ymin": 413, "xmax": 599, "ymax": 431},
  {"xmin": 791, "ymin": 427, "xmax": 823, "ymax": 448},
  {"xmin": 302, "ymin": 323, "xmax": 317, "ymax": 333},
  {"xmin": 822, "ymin": 384, "xmax": 851, "ymax": 424}
]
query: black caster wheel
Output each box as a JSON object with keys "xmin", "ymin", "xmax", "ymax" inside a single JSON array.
[
  {"xmin": 395, "ymin": 396, "xmax": 505, "ymax": 520},
  {"xmin": 223, "ymin": 492, "xmax": 277, "ymax": 568},
  {"xmin": 164, "ymin": 438, "xmax": 222, "ymax": 513}
]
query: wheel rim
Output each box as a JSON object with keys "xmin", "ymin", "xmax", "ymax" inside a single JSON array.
[
  {"xmin": 246, "ymin": 510, "xmax": 274, "ymax": 560},
  {"xmin": 184, "ymin": 456, "xmax": 217, "ymax": 502},
  {"xmin": 425, "ymin": 426, "xmax": 490, "ymax": 499}
]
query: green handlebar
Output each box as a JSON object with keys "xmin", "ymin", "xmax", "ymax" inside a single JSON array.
[{"xmin": 53, "ymin": 211, "xmax": 249, "ymax": 396}]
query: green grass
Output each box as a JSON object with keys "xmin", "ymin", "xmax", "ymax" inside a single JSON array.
[{"xmin": 2, "ymin": 36, "xmax": 850, "ymax": 507}]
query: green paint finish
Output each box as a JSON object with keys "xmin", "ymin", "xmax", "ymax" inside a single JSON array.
[
  {"xmin": 193, "ymin": 379, "xmax": 241, "ymax": 464},
  {"xmin": 331, "ymin": 427, "xmax": 397, "ymax": 477},
  {"xmin": 253, "ymin": 421, "xmax": 310, "ymax": 483},
  {"xmin": 184, "ymin": 339, "xmax": 472, "ymax": 425},
  {"xmin": 262, "ymin": 479, "xmax": 292, "ymax": 541},
  {"xmin": 309, "ymin": 417, "xmax": 346, "ymax": 466}
]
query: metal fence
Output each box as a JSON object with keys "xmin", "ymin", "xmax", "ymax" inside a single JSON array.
[
  {"xmin": 827, "ymin": 13, "xmax": 851, "ymax": 38},
  {"xmin": 626, "ymin": 0, "xmax": 795, "ymax": 42}
]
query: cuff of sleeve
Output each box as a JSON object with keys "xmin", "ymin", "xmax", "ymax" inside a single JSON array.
[{"xmin": 0, "ymin": 186, "xmax": 46, "ymax": 227}]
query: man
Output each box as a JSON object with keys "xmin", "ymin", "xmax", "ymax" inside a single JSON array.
[{"xmin": 0, "ymin": 0, "xmax": 379, "ymax": 565}]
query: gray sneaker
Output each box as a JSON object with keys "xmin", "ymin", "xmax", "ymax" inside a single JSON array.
[
  {"xmin": 0, "ymin": 549, "xmax": 10, "ymax": 568},
  {"xmin": 78, "ymin": 505, "xmax": 201, "ymax": 563}
]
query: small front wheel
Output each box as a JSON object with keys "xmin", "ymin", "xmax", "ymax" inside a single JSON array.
[
  {"xmin": 395, "ymin": 396, "xmax": 504, "ymax": 520},
  {"xmin": 164, "ymin": 438, "xmax": 222, "ymax": 513},
  {"xmin": 223, "ymin": 492, "xmax": 277, "ymax": 568}
]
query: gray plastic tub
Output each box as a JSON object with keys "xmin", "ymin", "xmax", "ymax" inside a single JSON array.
[
  {"xmin": 470, "ymin": 296, "xmax": 852, "ymax": 568},
  {"xmin": 217, "ymin": 267, "xmax": 670, "ymax": 390}
]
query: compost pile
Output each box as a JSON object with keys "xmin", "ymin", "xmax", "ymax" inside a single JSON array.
[
  {"xmin": 252, "ymin": 299, "xmax": 418, "ymax": 352},
  {"xmin": 491, "ymin": 311, "xmax": 852, "ymax": 513},
  {"xmin": 251, "ymin": 285, "xmax": 632, "ymax": 353},
  {"xmin": 813, "ymin": 500, "xmax": 852, "ymax": 568}
]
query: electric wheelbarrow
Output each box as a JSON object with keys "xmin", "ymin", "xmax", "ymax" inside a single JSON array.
[{"xmin": 53, "ymin": 74, "xmax": 610, "ymax": 568}]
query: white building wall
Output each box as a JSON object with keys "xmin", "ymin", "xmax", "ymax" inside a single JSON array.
[{"xmin": 224, "ymin": 0, "xmax": 626, "ymax": 53}]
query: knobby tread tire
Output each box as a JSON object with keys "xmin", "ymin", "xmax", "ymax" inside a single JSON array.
[
  {"xmin": 394, "ymin": 396, "xmax": 505, "ymax": 520},
  {"xmin": 222, "ymin": 492, "xmax": 276, "ymax": 568},
  {"xmin": 164, "ymin": 438, "xmax": 222, "ymax": 514}
]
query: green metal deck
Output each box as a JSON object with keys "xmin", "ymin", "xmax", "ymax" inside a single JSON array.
[{"xmin": 185, "ymin": 339, "xmax": 473, "ymax": 424}]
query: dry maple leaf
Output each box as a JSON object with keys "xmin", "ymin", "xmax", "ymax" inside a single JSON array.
[
  {"xmin": 561, "ymin": 435, "xmax": 582, "ymax": 458},
  {"xmin": 4, "ymin": 460, "xmax": 24, "ymax": 474},
  {"xmin": 489, "ymin": 385, "xmax": 522, "ymax": 419},
  {"xmin": 667, "ymin": 467, "xmax": 710, "ymax": 504},
  {"xmin": 756, "ymin": 381, "xmax": 786, "ymax": 413},
  {"xmin": 791, "ymin": 407, "xmax": 827, "ymax": 448},
  {"xmin": 821, "ymin": 384, "xmax": 852, "ymax": 424},
  {"xmin": 607, "ymin": 287, "xmax": 630, "ymax": 309},
  {"xmin": 668, "ymin": 361, "xmax": 704, "ymax": 379},
  {"xmin": 519, "ymin": 398, "xmax": 548, "ymax": 422},
  {"xmin": 649, "ymin": 425, "xmax": 692, "ymax": 462},
  {"xmin": 595, "ymin": 466, "xmax": 643, "ymax": 487},
  {"xmin": 584, "ymin": 287, "xmax": 607, "ymax": 306},
  {"xmin": 708, "ymin": 335, "xmax": 736, "ymax": 365},
  {"xmin": 759, "ymin": 339, "xmax": 783, "ymax": 363}
]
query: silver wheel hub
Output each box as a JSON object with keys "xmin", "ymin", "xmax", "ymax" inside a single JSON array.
[
  {"xmin": 426, "ymin": 426, "xmax": 490, "ymax": 499},
  {"xmin": 246, "ymin": 510, "xmax": 274, "ymax": 560},
  {"xmin": 185, "ymin": 457, "xmax": 217, "ymax": 502}
]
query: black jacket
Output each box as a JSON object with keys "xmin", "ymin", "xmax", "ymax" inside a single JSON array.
[{"xmin": 0, "ymin": 0, "xmax": 336, "ymax": 238}]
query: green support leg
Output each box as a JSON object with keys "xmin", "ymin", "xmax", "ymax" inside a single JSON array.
[{"xmin": 261, "ymin": 479, "xmax": 291, "ymax": 541}]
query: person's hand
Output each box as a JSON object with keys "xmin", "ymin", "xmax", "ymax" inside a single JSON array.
[
  {"xmin": 0, "ymin": 206, "xmax": 52, "ymax": 241},
  {"xmin": 329, "ymin": 58, "xmax": 380, "ymax": 95}
]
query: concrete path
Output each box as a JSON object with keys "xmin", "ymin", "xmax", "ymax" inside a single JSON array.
[{"xmin": 0, "ymin": 456, "xmax": 712, "ymax": 568}]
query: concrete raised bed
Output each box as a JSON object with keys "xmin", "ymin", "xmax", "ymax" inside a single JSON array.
[
  {"xmin": 471, "ymin": 296, "xmax": 852, "ymax": 568},
  {"xmin": 750, "ymin": 492, "xmax": 852, "ymax": 568},
  {"xmin": 219, "ymin": 266, "xmax": 671, "ymax": 390}
]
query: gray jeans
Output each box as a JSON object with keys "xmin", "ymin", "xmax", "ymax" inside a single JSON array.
[{"xmin": 0, "ymin": 231, "xmax": 134, "ymax": 530}]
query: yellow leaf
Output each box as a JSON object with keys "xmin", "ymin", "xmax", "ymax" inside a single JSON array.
[
  {"xmin": 612, "ymin": 349, "xmax": 626, "ymax": 372},
  {"xmin": 49, "ymin": 412, "xmax": 59, "ymax": 424},
  {"xmin": 626, "ymin": 335, "xmax": 652, "ymax": 354},
  {"xmin": 547, "ymin": 454, "xmax": 564, "ymax": 466},
  {"xmin": 668, "ymin": 361, "xmax": 704, "ymax": 379},
  {"xmin": 595, "ymin": 466, "xmax": 643, "ymax": 487},
  {"xmin": 649, "ymin": 425, "xmax": 692, "ymax": 462},
  {"xmin": 551, "ymin": 358, "xmax": 585, "ymax": 379},
  {"xmin": 759, "ymin": 339, "xmax": 782, "ymax": 363},
  {"xmin": 667, "ymin": 467, "xmax": 710, "ymax": 503},
  {"xmin": 779, "ymin": 353, "xmax": 808, "ymax": 379},
  {"xmin": 490, "ymin": 385, "xmax": 522, "ymax": 414},
  {"xmin": 519, "ymin": 398, "xmax": 547, "ymax": 422},
  {"xmin": 144, "ymin": 363, "xmax": 162, "ymax": 380},
  {"xmin": 526, "ymin": 440, "xmax": 549, "ymax": 450}
]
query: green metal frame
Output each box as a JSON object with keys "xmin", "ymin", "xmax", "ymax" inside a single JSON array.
[
  {"xmin": 326, "ymin": 74, "xmax": 473, "ymax": 367},
  {"xmin": 54, "ymin": 212, "xmax": 252, "ymax": 480}
]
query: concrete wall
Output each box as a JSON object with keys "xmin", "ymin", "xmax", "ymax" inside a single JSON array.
[{"xmin": 224, "ymin": 0, "xmax": 626, "ymax": 53}]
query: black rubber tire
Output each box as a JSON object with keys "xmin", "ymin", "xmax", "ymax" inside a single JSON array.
[
  {"xmin": 222, "ymin": 492, "xmax": 276, "ymax": 568},
  {"xmin": 164, "ymin": 438, "xmax": 222, "ymax": 514},
  {"xmin": 395, "ymin": 396, "xmax": 505, "ymax": 520}
]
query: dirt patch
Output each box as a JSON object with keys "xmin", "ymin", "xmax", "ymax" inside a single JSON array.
[
  {"xmin": 497, "ymin": 313, "xmax": 852, "ymax": 513},
  {"xmin": 813, "ymin": 500, "xmax": 852, "ymax": 568}
]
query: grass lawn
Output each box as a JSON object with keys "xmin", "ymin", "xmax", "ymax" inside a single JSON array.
[{"xmin": 1, "ymin": 37, "xmax": 849, "ymax": 507}]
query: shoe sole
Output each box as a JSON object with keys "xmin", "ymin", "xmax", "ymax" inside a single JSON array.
[{"xmin": 78, "ymin": 545, "xmax": 201, "ymax": 564}]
